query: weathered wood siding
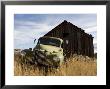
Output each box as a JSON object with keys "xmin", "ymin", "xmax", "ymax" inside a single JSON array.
[{"xmin": 44, "ymin": 20, "xmax": 94, "ymax": 57}]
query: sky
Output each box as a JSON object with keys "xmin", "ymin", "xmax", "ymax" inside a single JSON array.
[{"xmin": 14, "ymin": 14, "xmax": 97, "ymax": 53}]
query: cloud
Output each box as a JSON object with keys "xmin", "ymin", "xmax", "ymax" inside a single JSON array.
[
  {"xmin": 14, "ymin": 14, "xmax": 97, "ymax": 53},
  {"xmin": 14, "ymin": 20, "xmax": 54, "ymax": 49},
  {"xmin": 85, "ymin": 27, "xmax": 97, "ymax": 33}
]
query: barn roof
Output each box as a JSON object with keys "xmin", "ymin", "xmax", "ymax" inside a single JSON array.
[{"xmin": 44, "ymin": 20, "xmax": 93, "ymax": 38}]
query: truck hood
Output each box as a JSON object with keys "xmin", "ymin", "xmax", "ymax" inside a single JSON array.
[{"xmin": 38, "ymin": 44, "xmax": 62, "ymax": 53}]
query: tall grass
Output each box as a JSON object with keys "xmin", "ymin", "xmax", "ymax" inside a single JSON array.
[{"xmin": 14, "ymin": 54, "xmax": 97, "ymax": 76}]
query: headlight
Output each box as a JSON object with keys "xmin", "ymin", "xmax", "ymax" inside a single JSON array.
[
  {"xmin": 58, "ymin": 56, "xmax": 64, "ymax": 59},
  {"xmin": 53, "ymin": 56, "xmax": 60, "ymax": 61},
  {"xmin": 40, "ymin": 49, "xmax": 45, "ymax": 52},
  {"xmin": 53, "ymin": 55, "xmax": 64, "ymax": 61}
]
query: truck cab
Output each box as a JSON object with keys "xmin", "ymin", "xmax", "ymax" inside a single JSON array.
[{"xmin": 33, "ymin": 36, "xmax": 64, "ymax": 67}]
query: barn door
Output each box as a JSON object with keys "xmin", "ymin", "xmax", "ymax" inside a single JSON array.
[{"xmin": 63, "ymin": 37, "xmax": 71, "ymax": 58}]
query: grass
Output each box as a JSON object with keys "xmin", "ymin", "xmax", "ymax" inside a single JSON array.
[{"xmin": 14, "ymin": 53, "xmax": 97, "ymax": 76}]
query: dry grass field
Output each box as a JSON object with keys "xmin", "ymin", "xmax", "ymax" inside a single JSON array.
[{"xmin": 14, "ymin": 53, "xmax": 97, "ymax": 76}]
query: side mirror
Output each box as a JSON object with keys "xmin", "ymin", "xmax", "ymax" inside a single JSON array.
[{"xmin": 34, "ymin": 39, "xmax": 36, "ymax": 44}]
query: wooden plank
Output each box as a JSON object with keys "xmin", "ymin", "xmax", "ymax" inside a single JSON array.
[{"xmin": 43, "ymin": 20, "xmax": 94, "ymax": 58}]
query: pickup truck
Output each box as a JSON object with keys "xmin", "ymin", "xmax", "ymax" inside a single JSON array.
[{"xmin": 33, "ymin": 36, "xmax": 64, "ymax": 67}]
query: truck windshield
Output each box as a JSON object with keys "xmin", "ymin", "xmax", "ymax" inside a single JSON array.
[{"xmin": 38, "ymin": 38, "xmax": 61, "ymax": 47}]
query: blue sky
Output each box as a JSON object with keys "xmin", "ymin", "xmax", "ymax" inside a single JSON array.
[{"xmin": 14, "ymin": 14, "xmax": 97, "ymax": 53}]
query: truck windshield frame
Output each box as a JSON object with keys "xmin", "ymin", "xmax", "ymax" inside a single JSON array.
[{"xmin": 38, "ymin": 37, "xmax": 61, "ymax": 47}]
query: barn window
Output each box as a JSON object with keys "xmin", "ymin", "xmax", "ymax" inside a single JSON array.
[{"xmin": 66, "ymin": 40, "xmax": 69, "ymax": 45}]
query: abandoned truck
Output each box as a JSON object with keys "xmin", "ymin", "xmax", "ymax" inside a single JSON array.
[{"xmin": 33, "ymin": 36, "xmax": 64, "ymax": 67}]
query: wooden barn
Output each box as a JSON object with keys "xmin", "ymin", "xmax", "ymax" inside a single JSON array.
[{"xmin": 44, "ymin": 20, "xmax": 94, "ymax": 58}]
